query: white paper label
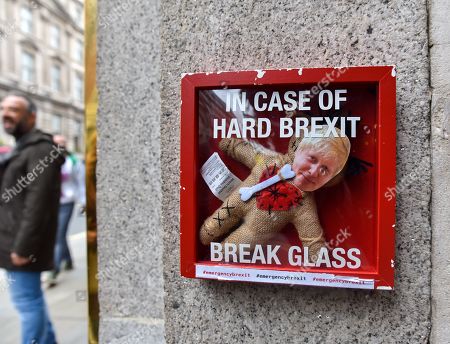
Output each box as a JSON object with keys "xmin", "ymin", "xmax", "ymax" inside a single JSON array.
[
  {"xmin": 200, "ymin": 152, "xmax": 241, "ymax": 201},
  {"xmin": 195, "ymin": 264, "xmax": 375, "ymax": 290}
]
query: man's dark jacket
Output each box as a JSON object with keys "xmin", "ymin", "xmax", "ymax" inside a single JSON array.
[{"xmin": 0, "ymin": 129, "xmax": 64, "ymax": 271}]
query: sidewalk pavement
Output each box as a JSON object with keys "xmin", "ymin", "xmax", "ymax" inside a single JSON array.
[{"xmin": 0, "ymin": 214, "xmax": 88, "ymax": 344}]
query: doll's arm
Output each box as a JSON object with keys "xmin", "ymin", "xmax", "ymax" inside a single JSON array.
[
  {"xmin": 218, "ymin": 138, "xmax": 259, "ymax": 169},
  {"xmin": 291, "ymin": 194, "xmax": 326, "ymax": 261}
]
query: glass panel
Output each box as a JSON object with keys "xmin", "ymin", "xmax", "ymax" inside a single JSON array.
[
  {"xmin": 20, "ymin": 6, "xmax": 33, "ymax": 34},
  {"xmin": 51, "ymin": 65, "xmax": 61, "ymax": 91},
  {"xmin": 50, "ymin": 25, "xmax": 60, "ymax": 49},
  {"xmin": 196, "ymin": 84, "xmax": 378, "ymax": 273},
  {"xmin": 74, "ymin": 74, "xmax": 83, "ymax": 102},
  {"xmin": 21, "ymin": 51, "xmax": 35, "ymax": 83}
]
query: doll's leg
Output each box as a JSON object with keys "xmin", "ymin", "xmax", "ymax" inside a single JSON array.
[
  {"xmin": 291, "ymin": 195, "xmax": 326, "ymax": 261},
  {"xmin": 221, "ymin": 213, "xmax": 276, "ymax": 249},
  {"xmin": 222, "ymin": 224, "xmax": 262, "ymax": 249},
  {"xmin": 199, "ymin": 194, "xmax": 243, "ymax": 245},
  {"xmin": 221, "ymin": 208, "xmax": 288, "ymax": 249}
]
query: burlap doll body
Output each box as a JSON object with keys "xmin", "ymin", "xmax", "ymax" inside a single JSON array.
[{"xmin": 200, "ymin": 136, "xmax": 327, "ymax": 258}]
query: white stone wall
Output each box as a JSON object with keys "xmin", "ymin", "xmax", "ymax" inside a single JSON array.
[
  {"xmin": 160, "ymin": 1, "xmax": 432, "ymax": 343},
  {"xmin": 96, "ymin": 0, "xmax": 450, "ymax": 342},
  {"xmin": 97, "ymin": 0, "xmax": 165, "ymax": 343},
  {"xmin": 430, "ymin": 0, "xmax": 450, "ymax": 342}
]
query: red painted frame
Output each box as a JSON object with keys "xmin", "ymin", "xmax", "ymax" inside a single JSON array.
[{"xmin": 180, "ymin": 66, "xmax": 396, "ymax": 289}]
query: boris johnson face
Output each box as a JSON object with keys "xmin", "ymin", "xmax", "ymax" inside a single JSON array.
[{"xmin": 292, "ymin": 148, "xmax": 339, "ymax": 192}]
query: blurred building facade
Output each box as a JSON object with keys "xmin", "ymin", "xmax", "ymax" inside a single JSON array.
[{"xmin": 0, "ymin": 0, "xmax": 84, "ymax": 152}]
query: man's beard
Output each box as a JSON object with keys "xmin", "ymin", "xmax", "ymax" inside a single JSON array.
[{"xmin": 3, "ymin": 119, "xmax": 30, "ymax": 138}]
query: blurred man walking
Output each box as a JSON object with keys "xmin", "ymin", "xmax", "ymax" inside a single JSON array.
[
  {"xmin": 47, "ymin": 135, "xmax": 85, "ymax": 287},
  {"xmin": 0, "ymin": 94, "xmax": 64, "ymax": 344}
]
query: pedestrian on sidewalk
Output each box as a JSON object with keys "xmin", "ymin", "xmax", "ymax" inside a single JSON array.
[
  {"xmin": 47, "ymin": 135, "xmax": 85, "ymax": 287},
  {"xmin": 0, "ymin": 94, "xmax": 65, "ymax": 344}
]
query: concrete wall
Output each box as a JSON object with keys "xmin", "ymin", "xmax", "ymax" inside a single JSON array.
[
  {"xmin": 96, "ymin": 0, "xmax": 165, "ymax": 342},
  {"xmin": 430, "ymin": 0, "xmax": 450, "ymax": 342},
  {"xmin": 95, "ymin": 0, "xmax": 450, "ymax": 342},
  {"xmin": 161, "ymin": 1, "xmax": 431, "ymax": 343}
]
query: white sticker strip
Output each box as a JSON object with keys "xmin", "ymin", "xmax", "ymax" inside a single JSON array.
[
  {"xmin": 196, "ymin": 264, "xmax": 375, "ymax": 290},
  {"xmin": 200, "ymin": 152, "xmax": 242, "ymax": 201}
]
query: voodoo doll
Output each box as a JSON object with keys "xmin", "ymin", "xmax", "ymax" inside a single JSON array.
[{"xmin": 200, "ymin": 126, "xmax": 351, "ymax": 259}]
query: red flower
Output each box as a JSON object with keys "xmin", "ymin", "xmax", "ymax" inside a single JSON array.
[{"xmin": 256, "ymin": 165, "xmax": 302, "ymax": 212}]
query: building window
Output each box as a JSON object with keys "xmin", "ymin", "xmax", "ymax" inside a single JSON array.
[
  {"xmin": 50, "ymin": 25, "xmax": 60, "ymax": 49},
  {"xmin": 52, "ymin": 114, "xmax": 62, "ymax": 133},
  {"xmin": 21, "ymin": 51, "xmax": 35, "ymax": 83},
  {"xmin": 74, "ymin": 120, "xmax": 82, "ymax": 152},
  {"xmin": 74, "ymin": 73, "xmax": 83, "ymax": 102},
  {"xmin": 51, "ymin": 65, "xmax": 62, "ymax": 92},
  {"xmin": 74, "ymin": 4, "xmax": 83, "ymax": 28},
  {"xmin": 76, "ymin": 120, "xmax": 82, "ymax": 135},
  {"xmin": 74, "ymin": 39, "xmax": 83, "ymax": 63},
  {"xmin": 20, "ymin": 6, "xmax": 33, "ymax": 34}
]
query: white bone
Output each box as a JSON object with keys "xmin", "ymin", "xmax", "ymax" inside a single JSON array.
[{"xmin": 239, "ymin": 164, "xmax": 296, "ymax": 201}]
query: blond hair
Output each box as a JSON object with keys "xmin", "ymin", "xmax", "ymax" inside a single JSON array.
[{"xmin": 297, "ymin": 126, "xmax": 351, "ymax": 176}]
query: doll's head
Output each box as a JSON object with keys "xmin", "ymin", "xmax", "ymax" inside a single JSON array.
[{"xmin": 292, "ymin": 126, "xmax": 350, "ymax": 192}]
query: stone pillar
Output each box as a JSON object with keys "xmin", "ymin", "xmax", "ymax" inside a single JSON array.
[
  {"xmin": 430, "ymin": 0, "xmax": 450, "ymax": 342},
  {"xmin": 97, "ymin": 0, "xmax": 165, "ymax": 342},
  {"xmin": 161, "ymin": 1, "xmax": 431, "ymax": 343}
]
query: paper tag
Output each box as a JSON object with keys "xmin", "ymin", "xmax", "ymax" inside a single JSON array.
[{"xmin": 200, "ymin": 153, "xmax": 241, "ymax": 201}]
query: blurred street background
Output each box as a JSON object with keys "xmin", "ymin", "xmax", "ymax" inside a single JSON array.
[
  {"xmin": 0, "ymin": 0, "xmax": 85, "ymax": 151},
  {"xmin": 0, "ymin": 1, "xmax": 87, "ymax": 342}
]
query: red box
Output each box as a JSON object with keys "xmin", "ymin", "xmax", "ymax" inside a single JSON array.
[{"xmin": 180, "ymin": 66, "xmax": 396, "ymax": 290}]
